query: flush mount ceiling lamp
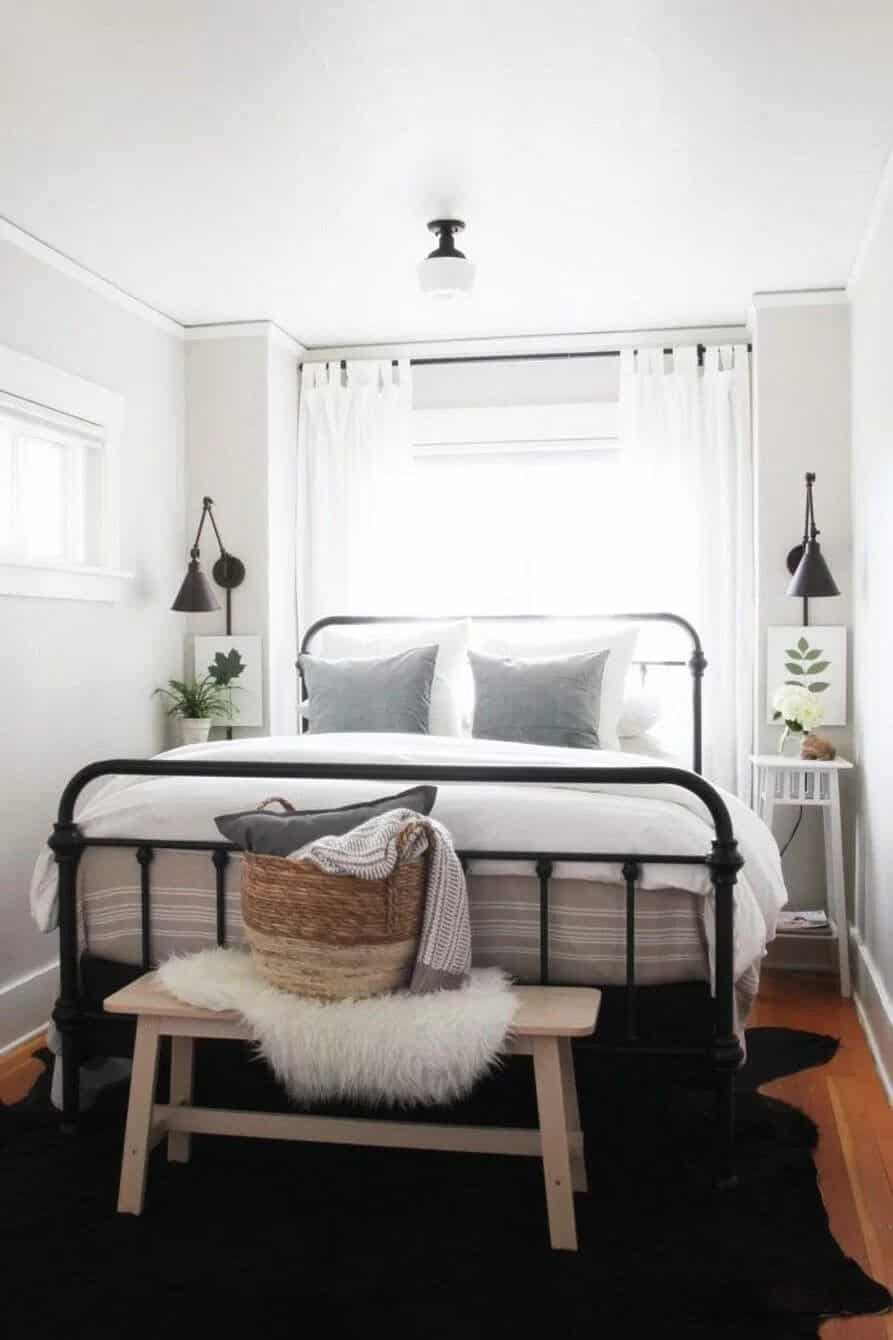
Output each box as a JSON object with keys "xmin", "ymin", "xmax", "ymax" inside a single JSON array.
[{"xmin": 417, "ymin": 218, "xmax": 476, "ymax": 299}]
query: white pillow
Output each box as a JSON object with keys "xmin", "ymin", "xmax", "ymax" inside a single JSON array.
[
  {"xmin": 470, "ymin": 623, "xmax": 639, "ymax": 750},
  {"xmin": 310, "ymin": 620, "xmax": 471, "ymax": 736},
  {"xmin": 617, "ymin": 691, "xmax": 662, "ymax": 739}
]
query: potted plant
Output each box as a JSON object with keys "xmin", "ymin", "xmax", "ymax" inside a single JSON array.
[{"xmin": 154, "ymin": 675, "xmax": 237, "ymax": 746}]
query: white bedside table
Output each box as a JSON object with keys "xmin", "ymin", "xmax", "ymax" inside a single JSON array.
[{"xmin": 750, "ymin": 754, "xmax": 853, "ymax": 996}]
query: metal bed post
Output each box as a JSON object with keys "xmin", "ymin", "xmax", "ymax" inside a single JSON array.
[
  {"xmin": 708, "ymin": 835, "xmax": 745, "ymax": 1186},
  {"xmin": 48, "ymin": 820, "xmax": 85, "ymax": 1131},
  {"xmin": 689, "ymin": 646, "xmax": 707, "ymax": 777}
]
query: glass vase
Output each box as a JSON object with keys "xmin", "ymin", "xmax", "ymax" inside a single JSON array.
[{"xmin": 778, "ymin": 726, "xmax": 802, "ymax": 756}]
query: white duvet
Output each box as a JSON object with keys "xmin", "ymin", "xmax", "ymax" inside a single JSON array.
[{"xmin": 30, "ymin": 732, "xmax": 787, "ymax": 981}]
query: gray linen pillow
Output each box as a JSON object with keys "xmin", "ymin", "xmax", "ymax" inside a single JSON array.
[
  {"xmin": 298, "ymin": 645, "xmax": 438, "ymax": 734},
  {"xmin": 215, "ymin": 785, "xmax": 437, "ymax": 854},
  {"xmin": 469, "ymin": 648, "xmax": 610, "ymax": 749}
]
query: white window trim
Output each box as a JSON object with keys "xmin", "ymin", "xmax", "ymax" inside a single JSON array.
[
  {"xmin": 412, "ymin": 402, "xmax": 618, "ymax": 459},
  {"xmin": 0, "ymin": 344, "xmax": 132, "ymax": 602}
]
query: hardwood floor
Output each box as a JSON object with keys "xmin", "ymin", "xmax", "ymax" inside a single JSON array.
[
  {"xmin": 1, "ymin": 973, "xmax": 891, "ymax": 1334},
  {"xmin": 0, "ymin": 1031, "xmax": 47, "ymax": 1105},
  {"xmin": 751, "ymin": 971, "xmax": 893, "ymax": 1338}
]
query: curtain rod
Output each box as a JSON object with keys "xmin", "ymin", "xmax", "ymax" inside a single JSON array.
[{"xmin": 302, "ymin": 342, "xmax": 752, "ymax": 371}]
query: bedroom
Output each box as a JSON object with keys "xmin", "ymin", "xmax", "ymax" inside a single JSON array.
[{"xmin": 1, "ymin": 1, "xmax": 892, "ymax": 1333}]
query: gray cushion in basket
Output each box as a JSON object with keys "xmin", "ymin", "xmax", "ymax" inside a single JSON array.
[
  {"xmin": 469, "ymin": 648, "xmax": 610, "ymax": 749},
  {"xmin": 215, "ymin": 785, "xmax": 437, "ymax": 855},
  {"xmin": 298, "ymin": 645, "xmax": 438, "ymax": 734}
]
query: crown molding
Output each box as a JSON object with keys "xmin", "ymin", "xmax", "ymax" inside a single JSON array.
[
  {"xmin": 750, "ymin": 288, "xmax": 848, "ymax": 312},
  {"xmin": 183, "ymin": 321, "xmax": 304, "ymax": 356},
  {"xmin": 848, "ymin": 144, "xmax": 893, "ymax": 293},
  {"xmin": 0, "ymin": 214, "xmax": 184, "ymax": 337},
  {"xmin": 0, "ymin": 216, "xmax": 308, "ymax": 353}
]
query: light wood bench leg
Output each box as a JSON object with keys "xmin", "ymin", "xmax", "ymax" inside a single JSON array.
[
  {"xmin": 558, "ymin": 1037, "xmax": 587, "ymax": 1193},
  {"xmin": 117, "ymin": 1018, "xmax": 161, "ymax": 1215},
  {"xmin": 532, "ymin": 1036, "xmax": 578, "ymax": 1251},
  {"xmin": 167, "ymin": 1035, "xmax": 195, "ymax": 1164}
]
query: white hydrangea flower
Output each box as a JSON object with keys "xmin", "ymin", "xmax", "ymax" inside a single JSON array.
[{"xmin": 772, "ymin": 682, "xmax": 825, "ymax": 732}]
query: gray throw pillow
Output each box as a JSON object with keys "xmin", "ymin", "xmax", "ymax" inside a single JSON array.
[
  {"xmin": 298, "ymin": 645, "xmax": 438, "ymax": 734},
  {"xmin": 215, "ymin": 785, "xmax": 437, "ymax": 854},
  {"xmin": 469, "ymin": 648, "xmax": 610, "ymax": 749}
]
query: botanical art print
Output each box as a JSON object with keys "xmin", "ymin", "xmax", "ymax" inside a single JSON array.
[
  {"xmin": 193, "ymin": 635, "xmax": 263, "ymax": 727},
  {"xmin": 766, "ymin": 626, "xmax": 846, "ymax": 727}
]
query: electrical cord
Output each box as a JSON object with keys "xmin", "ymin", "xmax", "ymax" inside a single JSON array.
[{"xmin": 779, "ymin": 805, "xmax": 804, "ymax": 859}]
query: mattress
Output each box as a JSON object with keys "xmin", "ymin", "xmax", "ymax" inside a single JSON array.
[
  {"xmin": 76, "ymin": 846, "xmax": 708, "ymax": 987},
  {"xmin": 74, "ymin": 854, "xmax": 760, "ymax": 1024}
]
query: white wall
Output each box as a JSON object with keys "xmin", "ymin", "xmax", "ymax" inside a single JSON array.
[
  {"xmin": 0, "ymin": 240, "xmax": 184, "ymax": 1049},
  {"xmin": 751, "ymin": 298, "xmax": 853, "ymax": 930},
  {"xmin": 849, "ymin": 167, "xmax": 893, "ymax": 1093},
  {"xmin": 185, "ymin": 329, "xmax": 300, "ymax": 735},
  {"xmin": 266, "ymin": 337, "xmax": 300, "ymax": 734}
]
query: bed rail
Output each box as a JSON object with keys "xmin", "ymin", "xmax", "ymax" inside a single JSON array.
[{"xmin": 49, "ymin": 758, "xmax": 743, "ymax": 1181}]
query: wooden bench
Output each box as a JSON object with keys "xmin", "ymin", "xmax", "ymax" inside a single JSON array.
[{"xmin": 105, "ymin": 975, "xmax": 601, "ymax": 1251}]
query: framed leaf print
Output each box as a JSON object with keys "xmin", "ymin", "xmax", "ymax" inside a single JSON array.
[
  {"xmin": 766, "ymin": 626, "xmax": 847, "ymax": 725},
  {"xmin": 193, "ymin": 635, "xmax": 263, "ymax": 727}
]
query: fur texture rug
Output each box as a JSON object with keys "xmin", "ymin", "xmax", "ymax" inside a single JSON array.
[
  {"xmin": 158, "ymin": 948, "xmax": 516, "ymax": 1107},
  {"xmin": 4, "ymin": 1027, "xmax": 890, "ymax": 1338}
]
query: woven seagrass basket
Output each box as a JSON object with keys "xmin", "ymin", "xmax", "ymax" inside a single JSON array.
[{"xmin": 240, "ymin": 800, "xmax": 426, "ymax": 1000}]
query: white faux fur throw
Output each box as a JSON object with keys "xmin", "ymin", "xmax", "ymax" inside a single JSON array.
[{"xmin": 158, "ymin": 948, "xmax": 518, "ymax": 1108}]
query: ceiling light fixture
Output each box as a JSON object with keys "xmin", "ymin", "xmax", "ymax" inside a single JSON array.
[{"xmin": 417, "ymin": 218, "xmax": 475, "ymax": 299}]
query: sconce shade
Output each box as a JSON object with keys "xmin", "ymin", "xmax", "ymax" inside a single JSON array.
[
  {"xmin": 786, "ymin": 541, "xmax": 840, "ymax": 599},
  {"xmin": 171, "ymin": 559, "xmax": 220, "ymax": 613}
]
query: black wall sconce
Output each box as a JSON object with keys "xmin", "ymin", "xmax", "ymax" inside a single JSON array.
[
  {"xmin": 786, "ymin": 472, "xmax": 840, "ymax": 625},
  {"xmin": 172, "ymin": 496, "xmax": 245, "ymax": 637},
  {"xmin": 172, "ymin": 497, "xmax": 245, "ymax": 741}
]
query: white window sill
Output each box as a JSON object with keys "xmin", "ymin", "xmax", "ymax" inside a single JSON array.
[{"xmin": 0, "ymin": 559, "xmax": 135, "ymax": 603}]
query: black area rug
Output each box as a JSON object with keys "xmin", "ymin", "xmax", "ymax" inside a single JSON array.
[{"xmin": 3, "ymin": 1029, "xmax": 889, "ymax": 1339}]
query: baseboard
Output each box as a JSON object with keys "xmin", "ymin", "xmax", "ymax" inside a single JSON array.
[
  {"xmin": 850, "ymin": 927, "xmax": 893, "ymax": 1105},
  {"xmin": 0, "ymin": 960, "xmax": 57, "ymax": 1054}
]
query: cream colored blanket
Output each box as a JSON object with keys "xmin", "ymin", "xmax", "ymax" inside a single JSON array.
[{"xmin": 295, "ymin": 808, "xmax": 471, "ymax": 993}]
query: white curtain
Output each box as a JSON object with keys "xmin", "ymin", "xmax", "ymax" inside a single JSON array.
[
  {"xmin": 619, "ymin": 345, "xmax": 754, "ymax": 796},
  {"xmin": 297, "ymin": 359, "xmax": 413, "ymax": 634}
]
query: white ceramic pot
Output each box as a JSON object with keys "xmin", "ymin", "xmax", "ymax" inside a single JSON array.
[{"xmin": 177, "ymin": 718, "xmax": 212, "ymax": 747}]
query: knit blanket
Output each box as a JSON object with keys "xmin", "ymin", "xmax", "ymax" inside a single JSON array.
[{"xmin": 293, "ymin": 808, "xmax": 471, "ymax": 994}]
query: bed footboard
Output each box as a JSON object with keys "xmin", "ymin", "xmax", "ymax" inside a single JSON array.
[{"xmin": 49, "ymin": 759, "xmax": 743, "ymax": 1181}]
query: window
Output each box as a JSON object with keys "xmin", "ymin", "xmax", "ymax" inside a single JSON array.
[
  {"xmin": 0, "ymin": 344, "xmax": 128, "ymax": 601},
  {"xmin": 406, "ymin": 392, "xmax": 695, "ymax": 756},
  {"xmin": 408, "ymin": 399, "xmax": 636, "ymax": 613}
]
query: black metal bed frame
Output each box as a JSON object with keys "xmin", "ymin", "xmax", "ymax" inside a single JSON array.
[{"xmin": 49, "ymin": 612, "xmax": 744, "ymax": 1178}]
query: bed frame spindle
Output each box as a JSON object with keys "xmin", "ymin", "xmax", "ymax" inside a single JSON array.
[
  {"xmin": 136, "ymin": 846, "xmax": 154, "ymax": 972},
  {"xmin": 622, "ymin": 860, "xmax": 639, "ymax": 1041},
  {"xmin": 212, "ymin": 848, "xmax": 229, "ymax": 947},
  {"xmin": 536, "ymin": 858, "xmax": 553, "ymax": 985}
]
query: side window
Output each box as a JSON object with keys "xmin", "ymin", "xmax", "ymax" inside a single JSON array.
[{"xmin": 0, "ymin": 345, "xmax": 128, "ymax": 601}]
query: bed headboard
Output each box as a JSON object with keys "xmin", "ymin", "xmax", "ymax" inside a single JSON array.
[{"xmin": 298, "ymin": 613, "xmax": 707, "ymax": 774}]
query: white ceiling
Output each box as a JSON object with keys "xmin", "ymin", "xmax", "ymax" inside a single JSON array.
[{"xmin": 2, "ymin": 1, "xmax": 893, "ymax": 347}]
